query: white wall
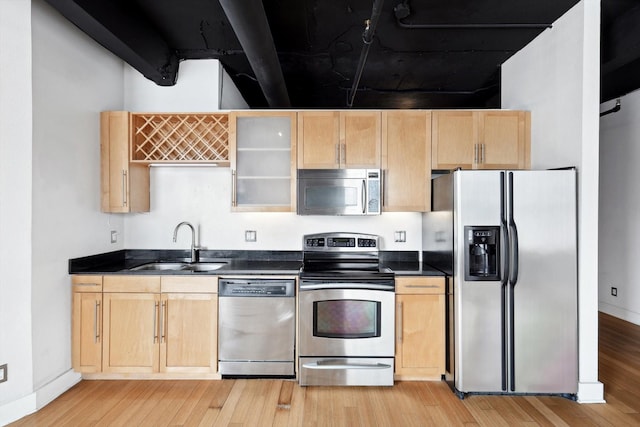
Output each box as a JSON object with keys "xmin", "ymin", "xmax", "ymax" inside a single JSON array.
[
  {"xmin": 220, "ymin": 66, "xmax": 250, "ymax": 110},
  {"xmin": 122, "ymin": 66, "xmax": 423, "ymax": 252},
  {"xmin": 501, "ymin": 0, "xmax": 603, "ymax": 403},
  {"xmin": 599, "ymin": 92, "xmax": 640, "ymax": 324},
  {"xmin": 30, "ymin": 0, "xmax": 126, "ymax": 395},
  {"xmin": 124, "ymin": 60, "xmax": 221, "ymax": 112},
  {"xmin": 0, "ymin": 0, "xmax": 36, "ymax": 422},
  {"xmin": 125, "ymin": 167, "xmax": 422, "ymax": 251},
  {"xmin": 1, "ymin": 0, "xmax": 126, "ymax": 424}
]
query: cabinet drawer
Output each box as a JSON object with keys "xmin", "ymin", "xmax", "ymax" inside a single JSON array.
[
  {"xmin": 396, "ymin": 277, "xmax": 445, "ymax": 294},
  {"xmin": 161, "ymin": 276, "xmax": 218, "ymax": 293},
  {"xmin": 72, "ymin": 275, "xmax": 103, "ymax": 292},
  {"xmin": 103, "ymin": 275, "xmax": 161, "ymax": 293}
]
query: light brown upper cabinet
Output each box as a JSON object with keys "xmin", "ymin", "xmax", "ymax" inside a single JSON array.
[
  {"xmin": 229, "ymin": 111, "xmax": 297, "ymax": 212},
  {"xmin": 382, "ymin": 110, "xmax": 432, "ymax": 212},
  {"xmin": 100, "ymin": 111, "xmax": 150, "ymax": 213},
  {"xmin": 297, "ymin": 111, "xmax": 381, "ymax": 169},
  {"xmin": 100, "ymin": 111, "xmax": 230, "ymax": 213},
  {"xmin": 431, "ymin": 110, "xmax": 530, "ymax": 170}
]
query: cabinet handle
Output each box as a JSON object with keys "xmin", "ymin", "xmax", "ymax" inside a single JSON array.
[
  {"xmin": 397, "ymin": 301, "xmax": 403, "ymax": 342},
  {"xmin": 76, "ymin": 283, "xmax": 101, "ymax": 287},
  {"xmin": 480, "ymin": 143, "xmax": 485, "ymax": 163},
  {"xmin": 121, "ymin": 170, "xmax": 128, "ymax": 207},
  {"xmin": 161, "ymin": 301, "xmax": 167, "ymax": 343},
  {"xmin": 231, "ymin": 170, "xmax": 237, "ymax": 207},
  {"xmin": 474, "ymin": 144, "xmax": 478, "ymax": 164},
  {"xmin": 405, "ymin": 284, "xmax": 440, "ymax": 289},
  {"xmin": 153, "ymin": 301, "xmax": 159, "ymax": 343},
  {"xmin": 94, "ymin": 300, "xmax": 101, "ymax": 343},
  {"xmin": 341, "ymin": 143, "xmax": 346, "ymax": 165},
  {"xmin": 335, "ymin": 143, "xmax": 340, "ymax": 164}
]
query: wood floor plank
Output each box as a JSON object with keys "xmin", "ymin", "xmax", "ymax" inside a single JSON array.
[
  {"xmin": 93, "ymin": 380, "xmax": 164, "ymax": 426},
  {"xmin": 182, "ymin": 379, "xmax": 234, "ymax": 427},
  {"xmin": 60, "ymin": 380, "xmax": 139, "ymax": 426},
  {"xmin": 200, "ymin": 378, "xmax": 245, "ymax": 426}
]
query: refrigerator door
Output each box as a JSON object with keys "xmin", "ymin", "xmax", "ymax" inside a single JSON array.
[
  {"xmin": 508, "ymin": 170, "xmax": 578, "ymax": 393},
  {"xmin": 453, "ymin": 170, "xmax": 505, "ymax": 393}
]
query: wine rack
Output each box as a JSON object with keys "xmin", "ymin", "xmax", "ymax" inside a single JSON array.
[{"xmin": 131, "ymin": 113, "xmax": 229, "ymax": 163}]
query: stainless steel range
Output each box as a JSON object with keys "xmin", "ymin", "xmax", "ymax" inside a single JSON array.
[{"xmin": 298, "ymin": 232, "xmax": 395, "ymax": 386}]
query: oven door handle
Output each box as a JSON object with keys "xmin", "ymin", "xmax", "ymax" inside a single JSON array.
[
  {"xmin": 299, "ymin": 282, "xmax": 395, "ymax": 291},
  {"xmin": 302, "ymin": 360, "xmax": 392, "ymax": 370}
]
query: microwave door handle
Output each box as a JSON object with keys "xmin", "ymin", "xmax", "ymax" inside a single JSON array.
[{"xmin": 362, "ymin": 179, "xmax": 367, "ymax": 214}]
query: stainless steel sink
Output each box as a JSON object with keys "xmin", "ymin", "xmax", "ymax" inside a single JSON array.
[
  {"xmin": 129, "ymin": 262, "xmax": 227, "ymax": 272},
  {"xmin": 186, "ymin": 262, "xmax": 227, "ymax": 272},
  {"xmin": 130, "ymin": 262, "xmax": 189, "ymax": 271}
]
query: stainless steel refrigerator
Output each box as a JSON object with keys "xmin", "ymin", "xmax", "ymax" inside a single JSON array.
[{"xmin": 427, "ymin": 169, "xmax": 578, "ymax": 397}]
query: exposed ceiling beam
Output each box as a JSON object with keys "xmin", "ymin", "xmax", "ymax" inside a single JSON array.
[
  {"xmin": 45, "ymin": 0, "xmax": 179, "ymax": 86},
  {"xmin": 219, "ymin": 0, "xmax": 290, "ymax": 108}
]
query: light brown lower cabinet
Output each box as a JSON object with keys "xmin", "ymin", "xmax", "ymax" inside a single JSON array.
[
  {"xmin": 72, "ymin": 275, "xmax": 218, "ymax": 378},
  {"xmin": 72, "ymin": 275, "xmax": 103, "ymax": 373},
  {"xmin": 395, "ymin": 276, "xmax": 446, "ymax": 380}
]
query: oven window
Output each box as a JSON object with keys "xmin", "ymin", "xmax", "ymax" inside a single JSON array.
[{"xmin": 313, "ymin": 299, "xmax": 381, "ymax": 338}]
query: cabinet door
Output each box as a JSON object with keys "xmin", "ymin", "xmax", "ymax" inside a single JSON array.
[
  {"xmin": 395, "ymin": 294, "xmax": 445, "ymax": 379},
  {"xmin": 297, "ymin": 111, "xmax": 340, "ymax": 168},
  {"xmin": 431, "ymin": 110, "xmax": 477, "ymax": 170},
  {"xmin": 230, "ymin": 111, "xmax": 297, "ymax": 211},
  {"xmin": 102, "ymin": 292, "xmax": 160, "ymax": 373},
  {"xmin": 100, "ymin": 111, "xmax": 149, "ymax": 213},
  {"xmin": 72, "ymin": 292, "xmax": 102, "ymax": 373},
  {"xmin": 160, "ymin": 293, "xmax": 218, "ymax": 373},
  {"xmin": 478, "ymin": 111, "xmax": 531, "ymax": 169},
  {"xmin": 382, "ymin": 110, "xmax": 431, "ymax": 212},
  {"xmin": 341, "ymin": 111, "xmax": 381, "ymax": 168}
]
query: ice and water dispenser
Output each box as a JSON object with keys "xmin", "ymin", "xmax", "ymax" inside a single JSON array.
[{"xmin": 464, "ymin": 226, "xmax": 500, "ymax": 281}]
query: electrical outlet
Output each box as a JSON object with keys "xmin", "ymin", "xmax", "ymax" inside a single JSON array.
[
  {"xmin": 394, "ymin": 231, "xmax": 406, "ymax": 242},
  {"xmin": 611, "ymin": 287, "xmax": 618, "ymax": 297},
  {"xmin": 245, "ymin": 230, "xmax": 257, "ymax": 242},
  {"xmin": 110, "ymin": 230, "xmax": 118, "ymax": 244},
  {"xmin": 0, "ymin": 364, "xmax": 7, "ymax": 383}
]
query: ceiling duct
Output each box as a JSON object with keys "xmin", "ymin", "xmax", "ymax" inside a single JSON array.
[
  {"xmin": 393, "ymin": 2, "xmax": 551, "ymax": 30},
  {"xmin": 219, "ymin": 0, "xmax": 290, "ymax": 108}
]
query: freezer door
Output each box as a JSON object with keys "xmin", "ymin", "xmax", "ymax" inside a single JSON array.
[
  {"xmin": 508, "ymin": 170, "xmax": 578, "ymax": 393},
  {"xmin": 453, "ymin": 170, "xmax": 506, "ymax": 393}
]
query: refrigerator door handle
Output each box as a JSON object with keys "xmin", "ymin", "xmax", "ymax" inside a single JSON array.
[
  {"xmin": 507, "ymin": 172, "xmax": 520, "ymax": 286},
  {"xmin": 509, "ymin": 221, "xmax": 519, "ymax": 285},
  {"xmin": 500, "ymin": 172, "xmax": 509, "ymax": 392}
]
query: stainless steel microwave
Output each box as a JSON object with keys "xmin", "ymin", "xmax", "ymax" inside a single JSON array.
[{"xmin": 297, "ymin": 169, "xmax": 381, "ymax": 215}]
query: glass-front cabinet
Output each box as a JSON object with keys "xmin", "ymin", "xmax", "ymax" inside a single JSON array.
[{"xmin": 229, "ymin": 111, "xmax": 297, "ymax": 211}]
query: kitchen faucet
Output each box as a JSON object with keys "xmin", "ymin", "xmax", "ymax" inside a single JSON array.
[{"xmin": 173, "ymin": 221, "xmax": 199, "ymax": 263}]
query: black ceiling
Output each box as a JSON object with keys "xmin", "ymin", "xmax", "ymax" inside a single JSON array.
[{"xmin": 46, "ymin": 0, "xmax": 640, "ymax": 110}]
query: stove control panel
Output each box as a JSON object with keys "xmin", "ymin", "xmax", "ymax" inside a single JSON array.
[{"xmin": 303, "ymin": 233, "xmax": 380, "ymax": 251}]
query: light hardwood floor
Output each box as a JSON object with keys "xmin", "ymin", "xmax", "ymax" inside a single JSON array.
[{"xmin": 9, "ymin": 312, "xmax": 640, "ymax": 426}]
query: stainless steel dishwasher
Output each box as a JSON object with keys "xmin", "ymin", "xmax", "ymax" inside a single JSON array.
[{"xmin": 218, "ymin": 278, "xmax": 296, "ymax": 377}]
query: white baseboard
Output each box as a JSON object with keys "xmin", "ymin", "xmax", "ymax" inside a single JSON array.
[
  {"xmin": 0, "ymin": 369, "xmax": 81, "ymax": 426},
  {"xmin": 0, "ymin": 392, "xmax": 36, "ymax": 426},
  {"xmin": 577, "ymin": 381, "xmax": 605, "ymax": 403},
  {"xmin": 599, "ymin": 303, "xmax": 640, "ymax": 326},
  {"xmin": 36, "ymin": 369, "xmax": 81, "ymax": 409}
]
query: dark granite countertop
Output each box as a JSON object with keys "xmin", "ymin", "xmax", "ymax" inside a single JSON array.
[{"xmin": 69, "ymin": 249, "xmax": 447, "ymax": 277}]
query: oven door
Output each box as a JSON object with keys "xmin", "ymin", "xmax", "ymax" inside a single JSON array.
[{"xmin": 298, "ymin": 287, "xmax": 395, "ymax": 357}]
